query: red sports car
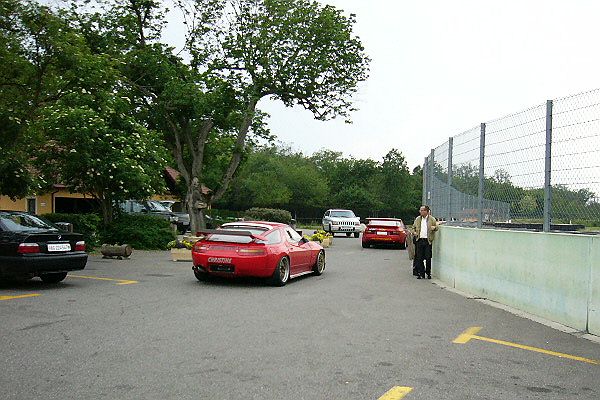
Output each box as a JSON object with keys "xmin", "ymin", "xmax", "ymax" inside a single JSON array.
[
  {"xmin": 192, "ymin": 221, "xmax": 325, "ymax": 286},
  {"xmin": 361, "ymin": 218, "xmax": 407, "ymax": 249}
]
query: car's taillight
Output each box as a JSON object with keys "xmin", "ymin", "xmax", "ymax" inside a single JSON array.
[
  {"xmin": 75, "ymin": 241, "xmax": 86, "ymax": 251},
  {"xmin": 18, "ymin": 243, "xmax": 40, "ymax": 254},
  {"xmin": 238, "ymin": 247, "xmax": 266, "ymax": 255},
  {"xmin": 194, "ymin": 243, "xmax": 209, "ymax": 253}
]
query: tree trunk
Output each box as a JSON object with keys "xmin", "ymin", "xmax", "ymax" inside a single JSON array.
[
  {"xmin": 99, "ymin": 197, "xmax": 113, "ymax": 225},
  {"xmin": 186, "ymin": 177, "xmax": 206, "ymax": 234}
]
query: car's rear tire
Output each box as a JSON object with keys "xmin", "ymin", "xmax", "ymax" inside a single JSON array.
[
  {"xmin": 361, "ymin": 241, "xmax": 369, "ymax": 248},
  {"xmin": 40, "ymin": 272, "xmax": 68, "ymax": 283},
  {"xmin": 194, "ymin": 270, "xmax": 212, "ymax": 282},
  {"xmin": 353, "ymin": 232, "xmax": 359, "ymax": 238},
  {"xmin": 346, "ymin": 232, "xmax": 351, "ymax": 237},
  {"xmin": 312, "ymin": 251, "xmax": 325, "ymax": 276},
  {"xmin": 270, "ymin": 256, "xmax": 290, "ymax": 287}
]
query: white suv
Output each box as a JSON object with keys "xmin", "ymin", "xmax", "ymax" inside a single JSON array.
[{"xmin": 322, "ymin": 209, "xmax": 363, "ymax": 237}]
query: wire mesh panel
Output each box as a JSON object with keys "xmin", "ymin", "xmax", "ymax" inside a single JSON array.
[
  {"xmin": 449, "ymin": 126, "xmax": 481, "ymax": 224},
  {"xmin": 430, "ymin": 141, "xmax": 449, "ymax": 219},
  {"xmin": 484, "ymin": 104, "xmax": 547, "ymax": 223},
  {"xmin": 423, "ymin": 88, "xmax": 600, "ymax": 230},
  {"xmin": 552, "ymin": 89, "xmax": 600, "ymax": 225}
]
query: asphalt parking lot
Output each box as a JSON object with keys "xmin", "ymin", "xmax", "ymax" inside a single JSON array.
[{"xmin": 1, "ymin": 237, "xmax": 599, "ymax": 400}]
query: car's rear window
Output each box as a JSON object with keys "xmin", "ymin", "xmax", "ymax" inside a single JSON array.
[
  {"xmin": 0, "ymin": 212, "xmax": 58, "ymax": 232},
  {"xmin": 368, "ymin": 220, "xmax": 403, "ymax": 227},
  {"xmin": 206, "ymin": 226, "xmax": 269, "ymax": 243}
]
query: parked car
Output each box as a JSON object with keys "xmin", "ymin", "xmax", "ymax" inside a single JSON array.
[
  {"xmin": 119, "ymin": 200, "xmax": 190, "ymax": 233},
  {"xmin": 0, "ymin": 211, "xmax": 87, "ymax": 283},
  {"xmin": 322, "ymin": 209, "xmax": 363, "ymax": 237},
  {"xmin": 361, "ymin": 218, "xmax": 407, "ymax": 249},
  {"xmin": 192, "ymin": 221, "xmax": 325, "ymax": 286}
]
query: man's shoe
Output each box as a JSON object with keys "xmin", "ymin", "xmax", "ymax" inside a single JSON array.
[
  {"xmin": 427, "ymin": 274, "xmax": 431, "ymax": 279},
  {"xmin": 417, "ymin": 275, "xmax": 422, "ymax": 279}
]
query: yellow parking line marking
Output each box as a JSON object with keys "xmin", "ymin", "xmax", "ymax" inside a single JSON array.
[
  {"xmin": 453, "ymin": 326, "xmax": 483, "ymax": 344},
  {"xmin": 378, "ymin": 386, "xmax": 413, "ymax": 400},
  {"xmin": 68, "ymin": 275, "xmax": 138, "ymax": 285},
  {"xmin": 0, "ymin": 294, "xmax": 41, "ymax": 301},
  {"xmin": 454, "ymin": 326, "xmax": 599, "ymax": 365}
]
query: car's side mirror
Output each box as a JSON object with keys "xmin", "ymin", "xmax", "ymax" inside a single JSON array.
[{"xmin": 300, "ymin": 237, "xmax": 309, "ymax": 244}]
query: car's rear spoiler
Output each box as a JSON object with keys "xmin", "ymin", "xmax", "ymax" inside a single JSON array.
[{"xmin": 196, "ymin": 229, "xmax": 268, "ymax": 242}]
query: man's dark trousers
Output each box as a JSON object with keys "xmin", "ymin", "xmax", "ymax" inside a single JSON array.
[{"xmin": 415, "ymin": 238, "xmax": 432, "ymax": 277}]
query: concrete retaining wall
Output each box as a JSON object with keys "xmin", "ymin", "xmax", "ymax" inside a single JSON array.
[{"xmin": 432, "ymin": 226, "xmax": 599, "ymax": 335}]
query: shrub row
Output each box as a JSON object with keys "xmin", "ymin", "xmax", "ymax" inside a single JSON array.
[
  {"xmin": 100, "ymin": 214, "xmax": 176, "ymax": 250},
  {"xmin": 42, "ymin": 213, "xmax": 102, "ymax": 248},
  {"xmin": 243, "ymin": 207, "xmax": 292, "ymax": 224},
  {"xmin": 42, "ymin": 213, "xmax": 176, "ymax": 250}
]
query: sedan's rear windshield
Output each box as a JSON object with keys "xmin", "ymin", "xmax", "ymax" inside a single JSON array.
[
  {"xmin": 207, "ymin": 226, "xmax": 269, "ymax": 244},
  {"xmin": 331, "ymin": 210, "xmax": 355, "ymax": 218},
  {"xmin": 0, "ymin": 212, "xmax": 58, "ymax": 232},
  {"xmin": 368, "ymin": 220, "xmax": 403, "ymax": 227}
]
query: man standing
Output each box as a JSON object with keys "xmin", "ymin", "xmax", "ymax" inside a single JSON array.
[{"xmin": 411, "ymin": 205, "xmax": 438, "ymax": 279}]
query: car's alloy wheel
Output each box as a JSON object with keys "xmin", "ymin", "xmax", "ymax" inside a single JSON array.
[
  {"xmin": 40, "ymin": 272, "xmax": 68, "ymax": 283},
  {"xmin": 313, "ymin": 251, "xmax": 325, "ymax": 276},
  {"xmin": 271, "ymin": 257, "xmax": 290, "ymax": 286}
]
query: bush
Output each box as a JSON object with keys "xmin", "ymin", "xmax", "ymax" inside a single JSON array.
[
  {"xmin": 41, "ymin": 213, "xmax": 102, "ymax": 248},
  {"xmin": 244, "ymin": 207, "xmax": 292, "ymax": 224},
  {"xmin": 100, "ymin": 214, "xmax": 176, "ymax": 250}
]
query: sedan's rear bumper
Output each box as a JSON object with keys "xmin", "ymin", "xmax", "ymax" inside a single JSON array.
[{"xmin": 0, "ymin": 252, "xmax": 88, "ymax": 277}]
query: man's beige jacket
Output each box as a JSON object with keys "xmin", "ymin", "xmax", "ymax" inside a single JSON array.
[{"xmin": 411, "ymin": 215, "xmax": 438, "ymax": 245}]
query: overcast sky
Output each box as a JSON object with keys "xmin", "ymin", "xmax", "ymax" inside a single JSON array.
[{"xmin": 160, "ymin": 1, "xmax": 600, "ymax": 169}]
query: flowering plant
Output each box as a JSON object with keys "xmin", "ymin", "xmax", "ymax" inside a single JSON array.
[
  {"xmin": 167, "ymin": 239, "xmax": 194, "ymax": 250},
  {"xmin": 304, "ymin": 230, "xmax": 333, "ymax": 243}
]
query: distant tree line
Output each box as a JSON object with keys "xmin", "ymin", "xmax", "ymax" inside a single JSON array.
[{"xmin": 217, "ymin": 146, "xmax": 423, "ymax": 222}]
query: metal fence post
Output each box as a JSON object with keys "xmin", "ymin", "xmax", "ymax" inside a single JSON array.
[
  {"xmin": 478, "ymin": 123, "xmax": 486, "ymax": 228},
  {"xmin": 422, "ymin": 156, "xmax": 428, "ymax": 206},
  {"xmin": 429, "ymin": 149, "xmax": 435, "ymax": 208},
  {"xmin": 447, "ymin": 137, "xmax": 453, "ymax": 222},
  {"xmin": 544, "ymin": 100, "xmax": 553, "ymax": 232}
]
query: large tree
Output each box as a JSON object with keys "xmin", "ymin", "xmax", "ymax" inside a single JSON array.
[
  {"xmin": 163, "ymin": 0, "xmax": 369, "ymax": 232},
  {"xmin": 0, "ymin": 1, "xmax": 169, "ymax": 221}
]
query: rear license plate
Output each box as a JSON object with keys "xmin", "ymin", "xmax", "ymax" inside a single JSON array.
[
  {"xmin": 209, "ymin": 264, "xmax": 234, "ymax": 273},
  {"xmin": 376, "ymin": 231, "xmax": 387, "ymax": 235},
  {"xmin": 48, "ymin": 243, "xmax": 71, "ymax": 252}
]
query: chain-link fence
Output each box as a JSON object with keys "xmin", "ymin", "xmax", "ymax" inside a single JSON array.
[{"xmin": 424, "ymin": 88, "xmax": 600, "ymax": 231}]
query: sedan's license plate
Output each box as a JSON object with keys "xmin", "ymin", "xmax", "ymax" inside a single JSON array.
[
  {"xmin": 376, "ymin": 231, "xmax": 387, "ymax": 235},
  {"xmin": 48, "ymin": 243, "xmax": 71, "ymax": 252}
]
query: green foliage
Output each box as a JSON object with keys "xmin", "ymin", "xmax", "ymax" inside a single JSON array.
[
  {"xmin": 244, "ymin": 208, "xmax": 292, "ymax": 224},
  {"xmin": 304, "ymin": 229, "xmax": 332, "ymax": 242},
  {"xmin": 41, "ymin": 213, "xmax": 102, "ymax": 248},
  {"xmin": 100, "ymin": 214, "xmax": 176, "ymax": 250},
  {"xmin": 221, "ymin": 146, "xmax": 328, "ymax": 214},
  {"xmin": 166, "ymin": 239, "xmax": 195, "ymax": 250}
]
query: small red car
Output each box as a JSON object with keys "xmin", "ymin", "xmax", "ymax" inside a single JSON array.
[
  {"xmin": 361, "ymin": 218, "xmax": 407, "ymax": 249},
  {"xmin": 192, "ymin": 221, "xmax": 325, "ymax": 286}
]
